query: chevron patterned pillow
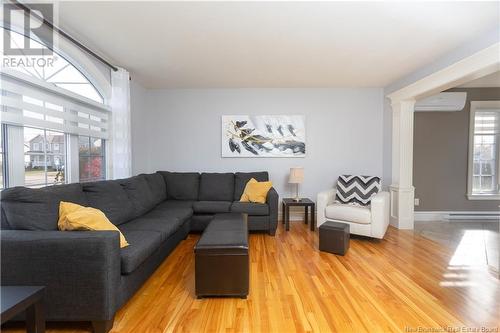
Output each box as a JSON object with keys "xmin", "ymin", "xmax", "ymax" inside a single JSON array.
[{"xmin": 335, "ymin": 175, "xmax": 381, "ymax": 206}]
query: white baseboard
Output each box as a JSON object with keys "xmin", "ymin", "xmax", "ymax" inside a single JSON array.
[{"xmin": 415, "ymin": 211, "xmax": 500, "ymax": 222}]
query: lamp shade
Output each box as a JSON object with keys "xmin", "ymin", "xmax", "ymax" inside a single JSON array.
[{"xmin": 289, "ymin": 167, "xmax": 304, "ymax": 184}]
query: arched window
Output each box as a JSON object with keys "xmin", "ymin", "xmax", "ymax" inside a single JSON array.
[
  {"xmin": 1, "ymin": 28, "xmax": 110, "ymax": 188},
  {"xmin": 2, "ymin": 28, "xmax": 104, "ymax": 103}
]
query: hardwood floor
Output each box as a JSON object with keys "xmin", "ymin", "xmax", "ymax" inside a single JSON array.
[{"xmin": 3, "ymin": 221, "xmax": 499, "ymax": 333}]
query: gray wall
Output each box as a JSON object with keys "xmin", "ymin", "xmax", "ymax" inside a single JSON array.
[
  {"xmin": 413, "ymin": 87, "xmax": 500, "ymax": 211},
  {"xmin": 131, "ymin": 88, "xmax": 384, "ymax": 200}
]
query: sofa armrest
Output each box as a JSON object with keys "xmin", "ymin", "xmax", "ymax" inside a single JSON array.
[
  {"xmin": 370, "ymin": 191, "xmax": 390, "ymax": 239},
  {"xmin": 317, "ymin": 189, "xmax": 336, "ymax": 228},
  {"xmin": 0, "ymin": 230, "xmax": 121, "ymax": 321},
  {"xmin": 266, "ymin": 187, "xmax": 279, "ymax": 236}
]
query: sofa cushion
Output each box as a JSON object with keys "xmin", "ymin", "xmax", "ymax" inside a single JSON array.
[
  {"xmin": 120, "ymin": 217, "xmax": 184, "ymax": 242},
  {"xmin": 120, "ymin": 230, "xmax": 162, "ymax": 274},
  {"xmin": 335, "ymin": 175, "xmax": 381, "ymax": 206},
  {"xmin": 83, "ymin": 180, "xmax": 135, "ymax": 226},
  {"xmin": 198, "ymin": 173, "xmax": 234, "ymax": 201},
  {"xmin": 193, "ymin": 201, "xmax": 232, "ymax": 214},
  {"xmin": 0, "ymin": 183, "xmax": 88, "ymax": 230},
  {"xmin": 58, "ymin": 201, "xmax": 129, "ymax": 248},
  {"xmin": 159, "ymin": 172, "xmax": 200, "ymax": 200},
  {"xmin": 325, "ymin": 203, "xmax": 371, "ymax": 224},
  {"xmin": 239, "ymin": 178, "xmax": 273, "ymax": 204},
  {"xmin": 190, "ymin": 214, "xmax": 214, "ymax": 232},
  {"xmin": 143, "ymin": 201, "xmax": 194, "ymax": 221},
  {"xmin": 234, "ymin": 172, "xmax": 269, "ymax": 200},
  {"xmin": 120, "ymin": 175, "xmax": 156, "ymax": 218},
  {"xmin": 230, "ymin": 202, "xmax": 269, "ymax": 216},
  {"xmin": 145, "ymin": 173, "xmax": 167, "ymax": 204}
]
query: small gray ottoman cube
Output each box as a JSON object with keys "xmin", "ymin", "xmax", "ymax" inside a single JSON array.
[{"xmin": 319, "ymin": 221, "xmax": 350, "ymax": 255}]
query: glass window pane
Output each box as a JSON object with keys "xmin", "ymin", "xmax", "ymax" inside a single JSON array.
[
  {"xmin": 473, "ymin": 145, "xmax": 481, "ymax": 159},
  {"xmin": 481, "ymin": 176, "xmax": 494, "ymax": 192},
  {"xmin": 473, "ymin": 162, "xmax": 480, "ymax": 175},
  {"xmin": 480, "ymin": 144, "xmax": 495, "ymax": 160},
  {"xmin": 23, "ymin": 127, "xmax": 66, "ymax": 187},
  {"xmin": 25, "ymin": 161, "xmax": 45, "ymax": 187},
  {"xmin": 46, "ymin": 131, "xmax": 65, "ymax": 153},
  {"xmin": 47, "ymin": 154, "xmax": 65, "ymax": 185},
  {"xmin": 24, "ymin": 127, "xmax": 45, "ymax": 186},
  {"xmin": 91, "ymin": 138, "xmax": 103, "ymax": 155},
  {"xmin": 473, "ymin": 176, "xmax": 481, "ymax": 192},
  {"xmin": 79, "ymin": 136, "xmax": 90, "ymax": 155},
  {"xmin": 89, "ymin": 156, "xmax": 104, "ymax": 180},
  {"xmin": 481, "ymin": 162, "xmax": 494, "ymax": 175},
  {"xmin": 79, "ymin": 156, "xmax": 90, "ymax": 182}
]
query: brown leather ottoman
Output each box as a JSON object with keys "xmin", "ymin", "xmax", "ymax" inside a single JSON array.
[
  {"xmin": 319, "ymin": 221, "xmax": 350, "ymax": 255},
  {"xmin": 194, "ymin": 213, "xmax": 249, "ymax": 298}
]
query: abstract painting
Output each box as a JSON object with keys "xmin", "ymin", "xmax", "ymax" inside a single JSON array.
[{"xmin": 222, "ymin": 115, "xmax": 306, "ymax": 157}]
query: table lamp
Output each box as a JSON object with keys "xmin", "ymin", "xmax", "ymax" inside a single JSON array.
[{"xmin": 289, "ymin": 167, "xmax": 304, "ymax": 202}]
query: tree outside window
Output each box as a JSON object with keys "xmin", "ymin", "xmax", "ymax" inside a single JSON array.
[{"xmin": 79, "ymin": 136, "xmax": 105, "ymax": 182}]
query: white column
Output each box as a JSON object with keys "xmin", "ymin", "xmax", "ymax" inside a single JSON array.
[{"xmin": 390, "ymin": 99, "xmax": 416, "ymax": 229}]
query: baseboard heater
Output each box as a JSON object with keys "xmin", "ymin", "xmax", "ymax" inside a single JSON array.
[
  {"xmin": 415, "ymin": 211, "xmax": 500, "ymax": 221},
  {"xmin": 447, "ymin": 212, "xmax": 500, "ymax": 221}
]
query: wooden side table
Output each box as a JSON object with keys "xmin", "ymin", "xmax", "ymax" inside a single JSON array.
[
  {"xmin": 282, "ymin": 198, "xmax": 315, "ymax": 231},
  {"xmin": 1, "ymin": 286, "xmax": 45, "ymax": 333}
]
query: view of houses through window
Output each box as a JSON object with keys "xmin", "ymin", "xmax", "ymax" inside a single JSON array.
[
  {"xmin": 0, "ymin": 126, "xmax": 107, "ymax": 187},
  {"xmin": 24, "ymin": 127, "xmax": 66, "ymax": 187}
]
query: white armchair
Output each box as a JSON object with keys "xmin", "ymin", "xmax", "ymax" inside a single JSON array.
[{"xmin": 317, "ymin": 189, "xmax": 390, "ymax": 239}]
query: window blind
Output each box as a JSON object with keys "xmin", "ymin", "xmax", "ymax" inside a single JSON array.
[
  {"xmin": 474, "ymin": 108, "xmax": 500, "ymax": 192},
  {"xmin": 474, "ymin": 110, "xmax": 499, "ymax": 135},
  {"xmin": 0, "ymin": 73, "xmax": 110, "ymax": 139}
]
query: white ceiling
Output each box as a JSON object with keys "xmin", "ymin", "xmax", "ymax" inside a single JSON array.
[
  {"xmin": 57, "ymin": 1, "xmax": 500, "ymax": 89},
  {"xmin": 458, "ymin": 71, "xmax": 500, "ymax": 88}
]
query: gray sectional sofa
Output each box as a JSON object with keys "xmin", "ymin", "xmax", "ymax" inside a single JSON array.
[{"xmin": 0, "ymin": 171, "xmax": 278, "ymax": 333}]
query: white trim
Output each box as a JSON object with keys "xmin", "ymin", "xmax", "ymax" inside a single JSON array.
[
  {"xmin": 467, "ymin": 101, "xmax": 500, "ymax": 199},
  {"xmin": 467, "ymin": 194, "xmax": 500, "ymax": 200},
  {"xmin": 387, "ymin": 43, "xmax": 500, "ymax": 103},
  {"xmin": 387, "ymin": 43, "xmax": 500, "ymax": 231},
  {"xmin": 415, "ymin": 211, "xmax": 500, "ymax": 222},
  {"xmin": 389, "ymin": 100, "xmax": 415, "ymax": 230}
]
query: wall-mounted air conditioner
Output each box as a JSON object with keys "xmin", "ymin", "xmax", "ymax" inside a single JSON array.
[{"xmin": 414, "ymin": 92, "xmax": 467, "ymax": 112}]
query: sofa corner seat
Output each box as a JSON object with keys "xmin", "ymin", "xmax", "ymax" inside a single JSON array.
[{"xmin": 0, "ymin": 170, "xmax": 278, "ymax": 331}]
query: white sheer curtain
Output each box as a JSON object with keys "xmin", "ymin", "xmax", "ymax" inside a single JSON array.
[{"xmin": 110, "ymin": 67, "xmax": 132, "ymax": 179}]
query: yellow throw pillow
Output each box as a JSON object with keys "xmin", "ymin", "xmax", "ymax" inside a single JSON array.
[
  {"xmin": 240, "ymin": 178, "xmax": 273, "ymax": 204},
  {"xmin": 58, "ymin": 201, "xmax": 129, "ymax": 248}
]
